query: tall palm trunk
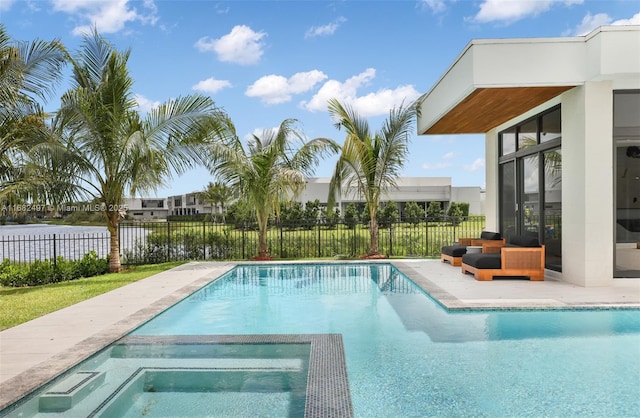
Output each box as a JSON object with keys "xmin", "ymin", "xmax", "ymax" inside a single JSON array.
[
  {"xmin": 369, "ymin": 218, "xmax": 380, "ymax": 255},
  {"xmin": 106, "ymin": 212, "xmax": 121, "ymax": 272},
  {"xmin": 257, "ymin": 211, "xmax": 270, "ymax": 258}
]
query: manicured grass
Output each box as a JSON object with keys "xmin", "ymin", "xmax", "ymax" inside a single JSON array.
[{"xmin": 0, "ymin": 262, "xmax": 184, "ymax": 331}]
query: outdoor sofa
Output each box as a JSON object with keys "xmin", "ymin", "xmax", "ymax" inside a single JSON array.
[
  {"xmin": 440, "ymin": 231, "xmax": 505, "ymax": 266},
  {"xmin": 461, "ymin": 234, "xmax": 545, "ymax": 281}
]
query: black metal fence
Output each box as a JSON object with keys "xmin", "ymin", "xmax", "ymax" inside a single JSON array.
[
  {"xmin": 0, "ymin": 233, "xmax": 110, "ymax": 267},
  {"xmin": 118, "ymin": 216, "xmax": 486, "ymax": 264},
  {"xmin": 0, "ymin": 216, "xmax": 486, "ymax": 266}
]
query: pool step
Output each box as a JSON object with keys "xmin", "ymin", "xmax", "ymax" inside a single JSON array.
[{"xmin": 38, "ymin": 371, "xmax": 106, "ymax": 412}]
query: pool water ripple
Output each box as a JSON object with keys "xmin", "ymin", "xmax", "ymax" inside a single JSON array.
[{"xmin": 130, "ymin": 263, "xmax": 640, "ymax": 417}]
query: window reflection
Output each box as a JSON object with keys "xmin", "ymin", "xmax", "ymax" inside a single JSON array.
[
  {"xmin": 544, "ymin": 149, "xmax": 562, "ymax": 271},
  {"xmin": 541, "ymin": 108, "xmax": 561, "ymax": 143},
  {"xmin": 500, "ymin": 127, "xmax": 516, "ymax": 156},
  {"xmin": 518, "ymin": 119, "xmax": 538, "ymax": 151}
]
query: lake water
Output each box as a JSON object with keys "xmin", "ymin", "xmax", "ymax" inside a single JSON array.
[{"xmin": 0, "ymin": 224, "xmax": 146, "ymax": 262}]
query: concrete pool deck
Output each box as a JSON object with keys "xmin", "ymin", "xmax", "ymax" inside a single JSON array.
[{"xmin": 1, "ymin": 259, "xmax": 639, "ymax": 410}]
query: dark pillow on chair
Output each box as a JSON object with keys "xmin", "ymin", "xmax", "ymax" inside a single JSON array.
[
  {"xmin": 480, "ymin": 231, "xmax": 502, "ymax": 240},
  {"xmin": 509, "ymin": 235, "xmax": 540, "ymax": 247},
  {"xmin": 441, "ymin": 245, "xmax": 468, "ymax": 257},
  {"xmin": 462, "ymin": 253, "xmax": 501, "ymax": 269}
]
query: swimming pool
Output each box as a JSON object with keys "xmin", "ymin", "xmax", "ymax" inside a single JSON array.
[{"xmin": 3, "ymin": 263, "xmax": 640, "ymax": 417}]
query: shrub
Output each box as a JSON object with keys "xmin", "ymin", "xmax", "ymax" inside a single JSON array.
[
  {"xmin": 403, "ymin": 201, "xmax": 425, "ymax": 225},
  {"xmin": 0, "ymin": 251, "xmax": 108, "ymax": 288},
  {"xmin": 0, "ymin": 259, "xmax": 26, "ymax": 287},
  {"xmin": 76, "ymin": 251, "xmax": 109, "ymax": 278},
  {"xmin": 207, "ymin": 230, "xmax": 234, "ymax": 259},
  {"xmin": 427, "ymin": 202, "xmax": 444, "ymax": 222},
  {"xmin": 378, "ymin": 202, "xmax": 399, "ymax": 229},
  {"xmin": 27, "ymin": 260, "xmax": 55, "ymax": 286},
  {"xmin": 446, "ymin": 202, "xmax": 465, "ymax": 226},
  {"xmin": 320, "ymin": 207, "xmax": 340, "ymax": 229},
  {"xmin": 343, "ymin": 203, "xmax": 359, "ymax": 229},
  {"xmin": 55, "ymin": 257, "xmax": 80, "ymax": 281}
]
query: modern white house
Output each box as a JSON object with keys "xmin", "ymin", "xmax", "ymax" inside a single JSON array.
[
  {"xmin": 297, "ymin": 177, "xmax": 484, "ymax": 216},
  {"xmin": 417, "ymin": 25, "xmax": 640, "ymax": 286},
  {"xmin": 124, "ymin": 197, "xmax": 169, "ymax": 220}
]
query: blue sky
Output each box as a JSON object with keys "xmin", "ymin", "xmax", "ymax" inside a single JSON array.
[{"xmin": 2, "ymin": 0, "xmax": 639, "ymax": 198}]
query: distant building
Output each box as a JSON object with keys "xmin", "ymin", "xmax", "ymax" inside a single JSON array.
[
  {"xmin": 131, "ymin": 177, "xmax": 485, "ymax": 220},
  {"xmin": 124, "ymin": 197, "xmax": 169, "ymax": 220},
  {"xmin": 294, "ymin": 177, "xmax": 484, "ymax": 216}
]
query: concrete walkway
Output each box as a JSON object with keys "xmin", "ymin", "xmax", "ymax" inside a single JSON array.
[{"xmin": 1, "ymin": 260, "xmax": 639, "ymax": 411}]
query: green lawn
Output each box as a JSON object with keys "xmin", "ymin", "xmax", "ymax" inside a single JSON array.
[{"xmin": 0, "ymin": 262, "xmax": 184, "ymax": 331}]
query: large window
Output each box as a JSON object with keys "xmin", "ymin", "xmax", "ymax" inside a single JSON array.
[
  {"xmin": 614, "ymin": 90, "xmax": 640, "ymax": 278},
  {"xmin": 499, "ymin": 106, "xmax": 562, "ymax": 271}
]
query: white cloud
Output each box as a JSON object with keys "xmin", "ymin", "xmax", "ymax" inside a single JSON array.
[
  {"xmin": 51, "ymin": 0, "xmax": 159, "ymax": 36},
  {"xmin": 0, "ymin": 0, "xmax": 17, "ymax": 12},
  {"xmin": 471, "ymin": 0, "xmax": 583, "ymax": 24},
  {"xmin": 214, "ymin": 3, "xmax": 230, "ymax": 14},
  {"xmin": 443, "ymin": 151, "xmax": 455, "ymax": 159},
  {"xmin": 246, "ymin": 70, "xmax": 327, "ymax": 105},
  {"xmin": 420, "ymin": 0, "xmax": 447, "ymax": 13},
  {"xmin": 195, "ymin": 25, "xmax": 266, "ymax": 65},
  {"xmin": 134, "ymin": 94, "xmax": 161, "ymax": 114},
  {"xmin": 305, "ymin": 17, "xmax": 346, "ymax": 38},
  {"xmin": 244, "ymin": 127, "xmax": 279, "ymax": 145},
  {"xmin": 611, "ymin": 11, "xmax": 640, "ymax": 26},
  {"xmin": 570, "ymin": 11, "xmax": 640, "ymax": 36},
  {"xmin": 463, "ymin": 158, "xmax": 485, "ymax": 171},
  {"xmin": 301, "ymin": 68, "xmax": 421, "ymax": 117},
  {"xmin": 192, "ymin": 77, "xmax": 232, "ymax": 94}
]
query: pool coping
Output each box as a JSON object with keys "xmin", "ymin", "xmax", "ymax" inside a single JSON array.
[{"xmin": 1, "ymin": 259, "xmax": 638, "ymax": 412}]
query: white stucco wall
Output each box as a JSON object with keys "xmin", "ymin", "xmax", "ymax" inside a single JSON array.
[{"xmin": 562, "ymin": 82, "xmax": 615, "ymax": 286}]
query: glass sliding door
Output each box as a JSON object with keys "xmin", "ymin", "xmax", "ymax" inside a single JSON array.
[
  {"xmin": 543, "ymin": 148, "xmax": 562, "ymax": 271},
  {"xmin": 614, "ymin": 91, "xmax": 640, "ymax": 278},
  {"xmin": 499, "ymin": 161, "xmax": 517, "ymax": 240},
  {"xmin": 521, "ymin": 156, "xmax": 540, "ymax": 236},
  {"xmin": 498, "ymin": 106, "xmax": 562, "ymax": 271}
]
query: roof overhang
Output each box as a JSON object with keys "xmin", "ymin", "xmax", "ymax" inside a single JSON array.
[
  {"xmin": 417, "ymin": 26, "xmax": 640, "ymax": 135},
  {"xmin": 423, "ymin": 86, "xmax": 574, "ymax": 134}
]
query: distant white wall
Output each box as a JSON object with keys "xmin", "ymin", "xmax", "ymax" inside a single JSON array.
[{"xmin": 450, "ymin": 187, "xmax": 483, "ymax": 215}]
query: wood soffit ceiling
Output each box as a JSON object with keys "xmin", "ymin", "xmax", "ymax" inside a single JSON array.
[{"xmin": 423, "ymin": 86, "xmax": 575, "ymax": 135}]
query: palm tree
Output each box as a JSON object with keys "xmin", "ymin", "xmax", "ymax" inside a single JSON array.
[
  {"xmin": 327, "ymin": 98, "xmax": 417, "ymax": 256},
  {"xmin": 199, "ymin": 181, "xmax": 233, "ymax": 221},
  {"xmin": 0, "ymin": 24, "xmax": 67, "ymax": 196},
  {"xmin": 208, "ymin": 119, "xmax": 339, "ymax": 259},
  {"xmin": 30, "ymin": 29, "xmax": 230, "ymax": 272}
]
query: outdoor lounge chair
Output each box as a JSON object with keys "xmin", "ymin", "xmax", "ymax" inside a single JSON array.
[
  {"xmin": 440, "ymin": 231, "xmax": 505, "ymax": 266},
  {"xmin": 461, "ymin": 234, "xmax": 545, "ymax": 281}
]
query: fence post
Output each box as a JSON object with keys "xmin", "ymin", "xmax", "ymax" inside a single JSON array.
[
  {"xmin": 167, "ymin": 221, "xmax": 171, "ymax": 262},
  {"xmin": 202, "ymin": 220, "xmax": 206, "ymax": 260},
  {"xmin": 317, "ymin": 220, "xmax": 321, "ymax": 258},
  {"xmin": 279, "ymin": 221, "xmax": 283, "ymax": 257},
  {"xmin": 52, "ymin": 234, "xmax": 57, "ymax": 269},
  {"xmin": 389, "ymin": 224, "xmax": 393, "ymax": 257},
  {"xmin": 453, "ymin": 217, "xmax": 457, "ymax": 244},
  {"xmin": 352, "ymin": 225, "xmax": 356, "ymax": 257},
  {"xmin": 242, "ymin": 224, "xmax": 246, "ymax": 259},
  {"xmin": 425, "ymin": 217, "xmax": 429, "ymax": 257}
]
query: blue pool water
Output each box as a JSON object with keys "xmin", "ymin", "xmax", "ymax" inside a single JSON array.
[
  {"xmin": 4, "ymin": 263, "xmax": 640, "ymax": 417},
  {"xmin": 131, "ymin": 263, "xmax": 640, "ymax": 417}
]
